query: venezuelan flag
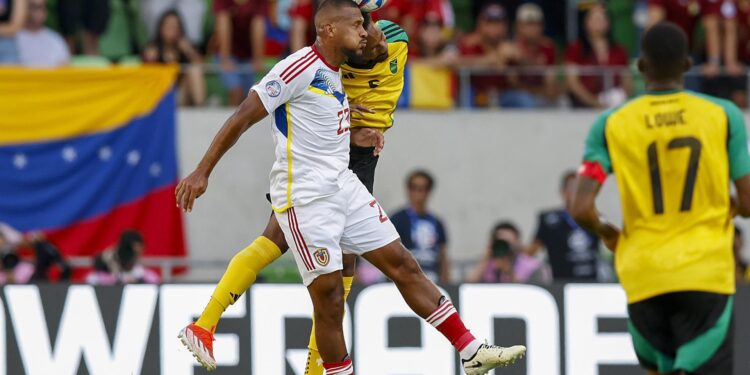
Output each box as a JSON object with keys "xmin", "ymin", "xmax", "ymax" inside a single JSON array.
[{"xmin": 0, "ymin": 66, "xmax": 186, "ymax": 273}]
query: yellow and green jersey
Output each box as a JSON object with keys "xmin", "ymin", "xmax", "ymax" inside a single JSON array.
[
  {"xmin": 341, "ymin": 20, "xmax": 408, "ymax": 132},
  {"xmin": 583, "ymin": 90, "xmax": 750, "ymax": 303}
]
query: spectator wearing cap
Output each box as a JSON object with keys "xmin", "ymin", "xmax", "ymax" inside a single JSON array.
[
  {"xmin": 499, "ymin": 3, "xmax": 558, "ymax": 108},
  {"xmin": 213, "ymin": 0, "xmax": 267, "ymax": 106},
  {"xmin": 564, "ymin": 4, "xmax": 631, "ymax": 108},
  {"xmin": 458, "ymin": 3, "xmax": 515, "ymax": 107},
  {"xmin": 17, "ymin": 0, "xmax": 69, "ymax": 67}
]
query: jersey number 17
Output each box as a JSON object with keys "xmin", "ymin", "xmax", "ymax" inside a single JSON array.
[{"xmin": 647, "ymin": 136, "xmax": 702, "ymax": 214}]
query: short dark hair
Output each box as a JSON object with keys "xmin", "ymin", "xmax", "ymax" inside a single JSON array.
[
  {"xmin": 492, "ymin": 221, "xmax": 520, "ymax": 240},
  {"xmin": 560, "ymin": 170, "xmax": 577, "ymax": 192},
  {"xmin": 407, "ymin": 170, "xmax": 435, "ymax": 191},
  {"xmin": 362, "ymin": 10, "xmax": 373, "ymax": 30},
  {"xmin": 641, "ymin": 22, "xmax": 688, "ymax": 82}
]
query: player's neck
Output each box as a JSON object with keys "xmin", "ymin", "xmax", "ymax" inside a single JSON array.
[
  {"xmin": 646, "ymin": 81, "xmax": 683, "ymax": 93},
  {"xmin": 314, "ymin": 40, "xmax": 344, "ymax": 69}
]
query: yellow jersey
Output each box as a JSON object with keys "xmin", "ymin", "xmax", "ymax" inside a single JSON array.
[
  {"xmin": 583, "ymin": 90, "xmax": 750, "ymax": 303},
  {"xmin": 341, "ymin": 20, "xmax": 408, "ymax": 131}
]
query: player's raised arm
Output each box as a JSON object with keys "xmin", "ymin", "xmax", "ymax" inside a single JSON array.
[{"xmin": 176, "ymin": 91, "xmax": 269, "ymax": 213}]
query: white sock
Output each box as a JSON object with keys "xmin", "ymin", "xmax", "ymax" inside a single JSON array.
[{"xmin": 459, "ymin": 339, "xmax": 482, "ymax": 361}]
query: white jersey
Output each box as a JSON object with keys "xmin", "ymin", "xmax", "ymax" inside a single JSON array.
[{"xmin": 251, "ymin": 45, "xmax": 352, "ymax": 212}]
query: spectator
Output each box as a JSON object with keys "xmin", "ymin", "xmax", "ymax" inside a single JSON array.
[
  {"xmin": 139, "ymin": 0, "xmax": 206, "ymax": 47},
  {"xmin": 25, "ymin": 232, "xmax": 71, "ymax": 282},
  {"xmin": 501, "ymin": 3, "xmax": 558, "ymax": 108},
  {"xmin": 714, "ymin": 0, "xmax": 748, "ymax": 107},
  {"xmin": 213, "ymin": 0, "xmax": 267, "ymax": 106},
  {"xmin": 0, "ymin": 229, "xmax": 34, "ymax": 284},
  {"xmin": 565, "ymin": 4, "xmax": 631, "ymax": 108},
  {"xmin": 467, "ymin": 221, "xmax": 551, "ymax": 284},
  {"xmin": 288, "ymin": 0, "xmax": 317, "ymax": 53},
  {"xmin": 57, "ymin": 0, "xmax": 110, "ymax": 55},
  {"xmin": 0, "ymin": 0, "xmax": 26, "ymax": 64},
  {"xmin": 410, "ymin": 15, "xmax": 458, "ymax": 67},
  {"xmin": 647, "ymin": 0, "xmax": 722, "ymax": 77},
  {"xmin": 458, "ymin": 3, "xmax": 514, "ymax": 107},
  {"xmin": 378, "ymin": 0, "xmax": 455, "ymax": 38},
  {"xmin": 16, "ymin": 0, "xmax": 69, "ymax": 67},
  {"xmin": 142, "ymin": 9, "xmax": 206, "ymax": 106},
  {"xmin": 87, "ymin": 230, "xmax": 160, "ymax": 285},
  {"xmin": 525, "ymin": 171, "xmax": 600, "ymax": 282},
  {"xmin": 390, "ymin": 170, "xmax": 451, "ymax": 284}
]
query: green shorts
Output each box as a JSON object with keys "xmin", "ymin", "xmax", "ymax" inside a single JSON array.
[{"xmin": 627, "ymin": 292, "xmax": 733, "ymax": 375}]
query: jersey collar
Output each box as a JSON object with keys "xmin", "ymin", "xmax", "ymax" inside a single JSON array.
[
  {"xmin": 646, "ymin": 89, "xmax": 683, "ymax": 95},
  {"xmin": 312, "ymin": 43, "xmax": 339, "ymax": 71}
]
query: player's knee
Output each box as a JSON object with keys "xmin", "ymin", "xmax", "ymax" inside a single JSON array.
[
  {"xmin": 309, "ymin": 274, "xmax": 345, "ymax": 317},
  {"xmin": 388, "ymin": 246, "xmax": 423, "ymax": 283},
  {"xmin": 262, "ymin": 225, "xmax": 289, "ymax": 253}
]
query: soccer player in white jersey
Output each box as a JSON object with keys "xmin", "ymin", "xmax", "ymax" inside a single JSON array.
[{"xmin": 176, "ymin": 1, "xmax": 525, "ymax": 373}]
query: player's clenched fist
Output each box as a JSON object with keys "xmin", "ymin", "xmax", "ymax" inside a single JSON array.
[{"xmin": 175, "ymin": 169, "xmax": 209, "ymax": 213}]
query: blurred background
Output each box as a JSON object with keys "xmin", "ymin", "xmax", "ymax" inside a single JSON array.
[{"xmin": 2, "ymin": 1, "xmax": 750, "ymax": 374}]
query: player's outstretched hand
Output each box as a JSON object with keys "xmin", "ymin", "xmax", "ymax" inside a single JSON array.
[{"xmin": 175, "ymin": 170, "xmax": 209, "ymax": 213}]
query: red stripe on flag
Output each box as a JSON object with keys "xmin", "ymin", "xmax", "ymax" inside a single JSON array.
[{"xmin": 45, "ymin": 184, "xmax": 187, "ymax": 279}]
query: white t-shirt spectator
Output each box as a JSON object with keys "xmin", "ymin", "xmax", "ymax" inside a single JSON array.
[{"xmin": 17, "ymin": 27, "xmax": 69, "ymax": 67}]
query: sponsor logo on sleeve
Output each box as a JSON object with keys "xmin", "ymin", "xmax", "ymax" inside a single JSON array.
[{"xmin": 266, "ymin": 80, "xmax": 282, "ymax": 97}]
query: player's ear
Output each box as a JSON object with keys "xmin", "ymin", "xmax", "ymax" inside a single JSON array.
[{"xmin": 636, "ymin": 58, "xmax": 646, "ymax": 75}]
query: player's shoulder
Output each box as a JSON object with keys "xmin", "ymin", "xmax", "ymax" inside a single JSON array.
[
  {"xmin": 683, "ymin": 90, "xmax": 742, "ymax": 117},
  {"xmin": 377, "ymin": 20, "xmax": 409, "ymax": 44},
  {"xmin": 271, "ymin": 47, "xmax": 319, "ymax": 84}
]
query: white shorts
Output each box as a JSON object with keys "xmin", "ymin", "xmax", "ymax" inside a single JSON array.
[{"xmin": 275, "ymin": 172, "xmax": 400, "ymax": 286}]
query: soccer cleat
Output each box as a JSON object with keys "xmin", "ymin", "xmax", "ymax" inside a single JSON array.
[
  {"xmin": 178, "ymin": 323, "xmax": 217, "ymax": 371},
  {"xmin": 462, "ymin": 342, "xmax": 526, "ymax": 375}
]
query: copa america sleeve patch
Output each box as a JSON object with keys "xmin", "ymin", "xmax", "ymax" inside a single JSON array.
[{"xmin": 265, "ymin": 80, "xmax": 282, "ymax": 97}]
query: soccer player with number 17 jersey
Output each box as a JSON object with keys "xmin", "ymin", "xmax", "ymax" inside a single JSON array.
[{"xmin": 571, "ymin": 23, "xmax": 750, "ymax": 375}]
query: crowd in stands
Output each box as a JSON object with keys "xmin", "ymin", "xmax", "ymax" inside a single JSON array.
[{"xmin": 2, "ymin": 0, "xmax": 750, "ymax": 107}]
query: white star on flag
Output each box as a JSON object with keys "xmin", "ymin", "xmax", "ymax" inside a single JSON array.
[
  {"xmin": 127, "ymin": 150, "xmax": 141, "ymax": 166},
  {"xmin": 99, "ymin": 146, "xmax": 112, "ymax": 161},
  {"xmin": 149, "ymin": 162, "xmax": 162, "ymax": 177},
  {"xmin": 62, "ymin": 146, "xmax": 77, "ymax": 163},
  {"xmin": 13, "ymin": 154, "xmax": 27, "ymax": 170}
]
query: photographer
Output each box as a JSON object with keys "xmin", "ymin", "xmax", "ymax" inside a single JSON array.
[
  {"xmin": 467, "ymin": 222, "xmax": 550, "ymax": 284},
  {"xmin": 87, "ymin": 230, "xmax": 160, "ymax": 285}
]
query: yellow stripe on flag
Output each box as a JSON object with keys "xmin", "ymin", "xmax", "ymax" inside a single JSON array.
[
  {"xmin": 409, "ymin": 63, "xmax": 454, "ymax": 109},
  {"xmin": 0, "ymin": 66, "xmax": 178, "ymax": 144}
]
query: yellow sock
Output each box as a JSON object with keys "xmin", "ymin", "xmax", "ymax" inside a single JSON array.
[
  {"xmin": 305, "ymin": 276, "xmax": 354, "ymax": 375},
  {"xmin": 195, "ymin": 236, "xmax": 282, "ymax": 332}
]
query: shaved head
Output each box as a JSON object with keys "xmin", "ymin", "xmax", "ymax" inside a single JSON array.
[{"xmin": 314, "ymin": 0, "xmax": 367, "ymax": 63}]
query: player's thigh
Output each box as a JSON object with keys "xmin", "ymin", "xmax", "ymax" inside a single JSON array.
[
  {"xmin": 339, "ymin": 176, "xmax": 400, "ymax": 258},
  {"xmin": 274, "ymin": 202, "xmax": 345, "ymax": 287}
]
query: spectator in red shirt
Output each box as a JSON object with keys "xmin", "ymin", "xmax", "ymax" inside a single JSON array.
[
  {"xmin": 647, "ymin": 0, "xmax": 723, "ymax": 76},
  {"xmin": 213, "ymin": 0, "xmax": 267, "ymax": 106},
  {"xmin": 565, "ymin": 4, "xmax": 631, "ymax": 108},
  {"xmin": 458, "ymin": 3, "xmax": 514, "ymax": 107},
  {"xmin": 500, "ymin": 3, "xmax": 558, "ymax": 108}
]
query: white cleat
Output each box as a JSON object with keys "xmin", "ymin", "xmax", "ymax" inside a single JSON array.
[{"xmin": 462, "ymin": 342, "xmax": 526, "ymax": 375}]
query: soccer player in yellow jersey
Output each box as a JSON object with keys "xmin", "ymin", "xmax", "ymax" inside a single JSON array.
[
  {"xmin": 571, "ymin": 23, "xmax": 750, "ymax": 375},
  {"xmin": 179, "ymin": 13, "xmax": 409, "ymax": 372}
]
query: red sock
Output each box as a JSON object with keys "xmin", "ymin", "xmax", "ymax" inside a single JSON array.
[
  {"xmin": 426, "ymin": 300, "xmax": 476, "ymax": 352},
  {"xmin": 323, "ymin": 358, "xmax": 354, "ymax": 375}
]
